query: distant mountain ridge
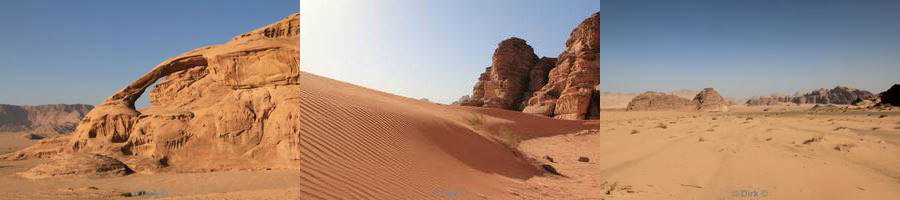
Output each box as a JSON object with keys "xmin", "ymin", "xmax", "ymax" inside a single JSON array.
[
  {"xmin": 746, "ymin": 86, "xmax": 875, "ymax": 105},
  {"xmin": 0, "ymin": 104, "xmax": 93, "ymax": 136}
]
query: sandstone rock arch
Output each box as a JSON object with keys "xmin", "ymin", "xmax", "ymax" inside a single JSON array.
[{"xmin": 3, "ymin": 14, "xmax": 302, "ymax": 173}]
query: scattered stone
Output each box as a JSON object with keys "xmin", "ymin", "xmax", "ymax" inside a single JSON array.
[
  {"xmin": 630, "ymin": 130, "xmax": 640, "ymax": 134},
  {"xmin": 21, "ymin": 133, "xmax": 44, "ymax": 140},
  {"xmin": 879, "ymin": 115, "xmax": 888, "ymax": 118},
  {"xmin": 698, "ymin": 137, "xmax": 706, "ymax": 142},
  {"xmin": 656, "ymin": 123, "xmax": 668, "ymax": 129},
  {"xmin": 544, "ymin": 155, "xmax": 556, "ymax": 163},
  {"xmin": 833, "ymin": 126, "xmax": 848, "ymax": 131},
  {"xmin": 578, "ymin": 156, "xmax": 590, "ymax": 162},
  {"xmin": 765, "ymin": 138, "xmax": 773, "ymax": 141},
  {"xmin": 802, "ymin": 136, "xmax": 825, "ymax": 145},
  {"xmin": 834, "ymin": 143, "xmax": 855, "ymax": 152},
  {"xmin": 541, "ymin": 164, "xmax": 562, "ymax": 176}
]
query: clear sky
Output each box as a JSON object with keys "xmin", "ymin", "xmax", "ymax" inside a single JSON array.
[
  {"xmin": 598, "ymin": 0, "xmax": 900, "ymax": 98},
  {"xmin": 2, "ymin": 0, "xmax": 898, "ymax": 106},
  {"xmin": 0, "ymin": 1, "xmax": 297, "ymax": 106}
]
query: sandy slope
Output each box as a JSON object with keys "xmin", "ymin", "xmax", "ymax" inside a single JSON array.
[{"xmin": 297, "ymin": 72, "xmax": 598, "ymax": 199}]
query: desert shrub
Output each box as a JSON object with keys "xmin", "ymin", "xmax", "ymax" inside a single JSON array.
[
  {"xmin": 462, "ymin": 113, "xmax": 485, "ymax": 130},
  {"xmin": 497, "ymin": 126, "xmax": 521, "ymax": 148}
]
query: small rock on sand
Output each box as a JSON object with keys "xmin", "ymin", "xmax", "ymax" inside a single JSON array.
[{"xmin": 578, "ymin": 156, "xmax": 590, "ymax": 162}]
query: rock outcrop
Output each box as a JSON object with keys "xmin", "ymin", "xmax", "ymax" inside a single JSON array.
[
  {"xmin": 586, "ymin": 84, "xmax": 600, "ymax": 119},
  {"xmin": 522, "ymin": 12, "xmax": 600, "ymax": 120},
  {"xmin": 794, "ymin": 86, "xmax": 874, "ymax": 104},
  {"xmin": 625, "ymin": 91, "xmax": 693, "ymax": 111},
  {"xmin": 746, "ymin": 95, "xmax": 794, "ymax": 106},
  {"xmin": 691, "ymin": 88, "xmax": 729, "ymax": 112},
  {"xmin": 0, "ymin": 104, "xmax": 93, "ymax": 136},
  {"xmin": 877, "ymin": 84, "xmax": 900, "ymax": 106},
  {"xmin": 2, "ymin": 13, "xmax": 301, "ymax": 173},
  {"xmin": 18, "ymin": 153, "xmax": 131, "ymax": 179},
  {"xmin": 461, "ymin": 38, "xmax": 551, "ymax": 110},
  {"xmin": 745, "ymin": 86, "xmax": 875, "ymax": 106},
  {"xmin": 626, "ymin": 88, "xmax": 730, "ymax": 112}
]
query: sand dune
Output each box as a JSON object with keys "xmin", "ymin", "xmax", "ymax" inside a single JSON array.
[{"xmin": 297, "ymin": 72, "xmax": 598, "ymax": 199}]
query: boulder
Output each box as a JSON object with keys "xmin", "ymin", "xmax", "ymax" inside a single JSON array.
[
  {"xmin": 878, "ymin": 84, "xmax": 900, "ymax": 106},
  {"xmin": 523, "ymin": 12, "xmax": 600, "ymax": 120},
  {"xmin": 692, "ymin": 88, "xmax": 729, "ymax": 112},
  {"xmin": 625, "ymin": 91, "xmax": 693, "ymax": 111},
  {"xmin": 18, "ymin": 153, "xmax": 131, "ymax": 179},
  {"xmin": 577, "ymin": 156, "xmax": 590, "ymax": 162}
]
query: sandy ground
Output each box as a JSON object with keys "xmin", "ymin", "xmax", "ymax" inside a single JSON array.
[
  {"xmin": 0, "ymin": 132, "xmax": 37, "ymax": 155},
  {"xmin": 517, "ymin": 105, "xmax": 900, "ymax": 199},
  {"xmin": 2, "ymin": 73, "xmax": 899, "ymax": 200}
]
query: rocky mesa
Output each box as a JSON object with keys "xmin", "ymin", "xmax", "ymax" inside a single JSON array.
[
  {"xmin": 0, "ymin": 104, "xmax": 93, "ymax": 136},
  {"xmin": 626, "ymin": 88, "xmax": 729, "ymax": 112}
]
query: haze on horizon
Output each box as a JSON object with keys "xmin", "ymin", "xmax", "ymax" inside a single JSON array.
[{"xmin": 0, "ymin": 0, "xmax": 897, "ymax": 106}]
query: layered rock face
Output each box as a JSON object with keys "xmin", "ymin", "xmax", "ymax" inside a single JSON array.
[
  {"xmin": 587, "ymin": 84, "xmax": 600, "ymax": 119},
  {"xmin": 18, "ymin": 153, "xmax": 131, "ymax": 179},
  {"xmin": 746, "ymin": 96, "xmax": 794, "ymax": 106},
  {"xmin": 3, "ymin": 14, "xmax": 301, "ymax": 172},
  {"xmin": 745, "ymin": 86, "xmax": 875, "ymax": 106},
  {"xmin": 625, "ymin": 92, "xmax": 693, "ymax": 111},
  {"xmin": 522, "ymin": 12, "xmax": 600, "ymax": 120},
  {"xmin": 461, "ymin": 38, "xmax": 550, "ymax": 110},
  {"xmin": 691, "ymin": 88, "xmax": 729, "ymax": 112},
  {"xmin": 794, "ymin": 86, "xmax": 874, "ymax": 104},
  {"xmin": 626, "ymin": 88, "xmax": 729, "ymax": 112},
  {"xmin": 878, "ymin": 84, "xmax": 900, "ymax": 106},
  {"xmin": 0, "ymin": 104, "xmax": 93, "ymax": 136}
]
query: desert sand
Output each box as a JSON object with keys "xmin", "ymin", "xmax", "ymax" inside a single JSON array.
[{"xmin": 2, "ymin": 72, "xmax": 900, "ymax": 199}]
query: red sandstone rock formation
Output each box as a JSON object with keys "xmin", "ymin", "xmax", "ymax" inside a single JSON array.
[
  {"xmin": 461, "ymin": 38, "xmax": 549, "ymax": 110},
  {"xmin": 523, "ymin": 12, "xmax": 600, "ymax": 120}
]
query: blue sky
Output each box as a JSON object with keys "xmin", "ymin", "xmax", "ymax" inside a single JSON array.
[
  {"xmin": 0, "ymin": 1, "xmax": 297, "ymax": 106},
  {"xmin": 2, "ymin": 0, "xmax": 898, "ymax": 106},
  {"xmin": 599, "ymin": 0, "xmax": 900, "ymax": 98}
]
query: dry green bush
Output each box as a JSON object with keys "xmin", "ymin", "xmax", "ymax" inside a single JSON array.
[
  {"xmin": 497, "ymin": 126, "xmax": 521, "ymax": 148},
  {"xmin": 462, "ymin": 113, "xmax": 485, "ymax": 130}
]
